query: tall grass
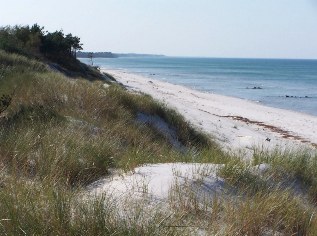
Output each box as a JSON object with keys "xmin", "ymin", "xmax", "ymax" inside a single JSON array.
[
  {"xmin": 253, "ymin": 149, "xmax": 317, "ymax": 202},
  {"xmin": 1, "ymin": 49, "xmax": 317, "ymax": 235},
  {"xmin": 166, "ymin": 160, "xmax": 317, "ymax": 235},
  {"xmin": 0, "ymin": 179, "xmax": 184, "ymax": 235},
  {"xmin": 0, "ymin": 49, "xmax": 48, "ymax": 72}
]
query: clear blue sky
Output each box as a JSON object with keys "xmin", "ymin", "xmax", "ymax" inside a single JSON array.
[{"xmin": 1, "ymin": 0, "xmax": 317, "ymax": 59}]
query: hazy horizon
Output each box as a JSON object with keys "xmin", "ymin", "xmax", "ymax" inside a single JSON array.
[
  {"xmin": 1, "ymin": 0, "xmax": 317, "ymax": 59},
  {"xmin": 80, "ymin": 52, "xmax": 317, "ymax": 60}
]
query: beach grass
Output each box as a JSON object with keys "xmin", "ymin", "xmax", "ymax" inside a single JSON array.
[{"xmin": 1, "ymin": 49, "xmax": 317, "ymax": 235}]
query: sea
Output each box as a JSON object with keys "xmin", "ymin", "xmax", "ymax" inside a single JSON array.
[{"xmin": 79, "ymin": 57, "xmax": 317, "ymax": 116}]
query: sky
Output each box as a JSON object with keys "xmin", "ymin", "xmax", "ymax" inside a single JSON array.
[{"xmin": 1, "ymin": 0, "xmax": 317, "ymax": 59}]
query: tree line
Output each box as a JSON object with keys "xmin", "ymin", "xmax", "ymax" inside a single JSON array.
[{"xmin": 0, "ymin": 24, "xmax": 83, "ymax": 62}]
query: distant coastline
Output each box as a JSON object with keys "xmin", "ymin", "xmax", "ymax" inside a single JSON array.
[{"xmin": 77, "ymin": 51, "xmax": 165, "ymax": 59}]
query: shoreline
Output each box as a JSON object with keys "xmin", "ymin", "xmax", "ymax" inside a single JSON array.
[{"xmin": 102, "ymin": 68, "xmax": 317, "ymax": 154}]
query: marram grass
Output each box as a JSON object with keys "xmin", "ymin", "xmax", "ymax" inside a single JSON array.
[{"xmin": 0, "ymin": 50, "xmax": 316, "ymax": 235}]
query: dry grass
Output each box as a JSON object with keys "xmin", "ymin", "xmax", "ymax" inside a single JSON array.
[{"xmin": 1, "ymin": 50, "xmax": 317, "ymax": 235}]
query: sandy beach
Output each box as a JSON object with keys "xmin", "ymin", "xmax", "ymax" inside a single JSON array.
[{"xmin": 103, "ymin": 69, "xmax": 317, "ymax": 155}]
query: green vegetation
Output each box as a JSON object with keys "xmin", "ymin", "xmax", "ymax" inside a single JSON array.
[
  {"xmin": 0, "ymin": 24, "xmax": 81, "ymax": 61},
  {"xmin": 168, "ymin": 165, "xmax": 317, "ymax": 235},
  {"xmin": 0, "ymin": 25, "xmax": 102, "ymax": 80},
  {"xmin": 0, "ymin": 47, "xmax": 224, "ymax": 235},
  {"xmin": 0, "ymin": 49, "xmax": 219, "ymax": 185},
  {"xmin": 0, "ymin": 25, "xmax": 317, "ymax": 235}
]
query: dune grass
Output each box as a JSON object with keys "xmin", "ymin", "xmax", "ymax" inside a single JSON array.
[{"xmin": 1, "ymin": 50, "xmax": 317, "ymax": 235}]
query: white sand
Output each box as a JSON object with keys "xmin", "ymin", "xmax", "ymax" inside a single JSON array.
[
  {"xmin": 102, "ymin": 69, "xmax": 317, "ymax": 155},
  {"xmin": 88, "ymin": 163, "xmax": 225, "ymax": 202},
  {"xmin": 86, "ymin": 162, "xmax": 272, "ymax": 205},
  {"xmin": 86, "ymin": 163, "xmax": 229, "ymax": 234}
]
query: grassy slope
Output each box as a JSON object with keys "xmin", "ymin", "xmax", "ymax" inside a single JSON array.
[{"xmin": 0, "ymin": 50, "xmax": 317, "ymax": 235}]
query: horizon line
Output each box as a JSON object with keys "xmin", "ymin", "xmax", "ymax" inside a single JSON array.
[{"xmin": 80, "ymin": 51, "xmax": 317, "ymax": 61}]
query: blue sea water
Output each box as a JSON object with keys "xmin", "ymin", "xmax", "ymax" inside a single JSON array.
[{"xmin": 80, "ymin": 57, "xmax": 317, "ymax": 116}]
